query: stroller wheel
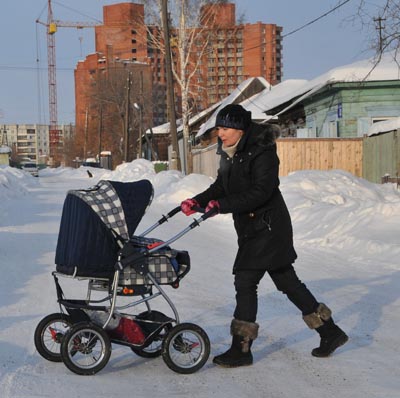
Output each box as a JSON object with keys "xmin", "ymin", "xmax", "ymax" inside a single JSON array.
[
  {"xmin": 61, "ymin": 322, "xmax": 111, "ymax": 375},
  {"xmin": 34, "ymin": 313, "xmax": 73, "ymax": 362},
  {"xmin": 131, "ymin": 323, "xmax": 172, "ymax": 358},
  {"xmin": 162, "ymin": 323, "xmax": 210, "ymax": 374}
]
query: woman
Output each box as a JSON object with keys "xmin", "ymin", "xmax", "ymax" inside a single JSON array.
[{"xmin": 181, "ymin": 104, "xmax": 348, "ymax": 368}]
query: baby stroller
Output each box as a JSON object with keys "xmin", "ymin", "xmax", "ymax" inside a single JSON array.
[{"xmin": 34, "ymin": 179, "xmax": 213, "ymax": 375}]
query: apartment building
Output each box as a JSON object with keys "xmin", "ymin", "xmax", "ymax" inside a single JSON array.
[
  {"xmin": 2, "ymin": 124, "xmax": 74, "ymax": 165},
  {"xmin": 75, "ymin": 1, "xmax": 282, "ymax": 128},
  {"xmin": 196, "ymin": 3, "xmax": 282, "ymax": 107}
]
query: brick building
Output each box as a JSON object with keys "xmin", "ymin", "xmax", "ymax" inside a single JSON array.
[
  {"xmin": 74, "ymin": 1, "xmax": 282, "ymax": 162},
  {"xmin": 197, "ymin": 3, "xmax": 282, "ymax": 107}
]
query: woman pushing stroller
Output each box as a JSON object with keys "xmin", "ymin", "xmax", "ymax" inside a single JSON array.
[{"xmin": 181, "ymin": 104, "xmax": 348, "ymax": 368}]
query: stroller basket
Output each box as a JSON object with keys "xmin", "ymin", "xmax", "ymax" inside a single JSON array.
[{"xmin": 119, "ymin": 236, "xmax": 190, "ymax": 286}]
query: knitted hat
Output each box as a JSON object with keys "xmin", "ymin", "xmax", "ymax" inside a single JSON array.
[{"xmin": 215, "ymin": 104, "xmax": 252, "ymax": 131}]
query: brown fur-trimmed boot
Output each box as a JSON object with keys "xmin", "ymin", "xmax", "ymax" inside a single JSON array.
[
  {"xmin": 303, "ymin": 303, "xmax": 348, "ymax": 357},
  {"xmin": 213, "ymin": 319, "xmax": 259, "ymax": 368}
]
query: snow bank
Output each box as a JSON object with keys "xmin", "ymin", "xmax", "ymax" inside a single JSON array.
[
  {"xmin": 99, "ymin": 159, "xmax": 213, "ymax": 203},
  {"xmin": 282, "ymin": 170, "xmax": 400, "ymax": 255},
  {"xmin": 0, "ymin": 165, "xmax": 38, "ymax": 199}
]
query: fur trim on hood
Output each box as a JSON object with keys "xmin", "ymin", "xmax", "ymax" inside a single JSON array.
[
  {"xmin": 252, "ymin": 122, "xmax": 280, "ymax": 147},
  {"xmin": 216, "ymin": 122, "xmax": 280, "ymax": 155}
]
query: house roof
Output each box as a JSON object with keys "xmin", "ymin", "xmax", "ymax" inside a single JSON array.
[
  {"xmin": 260, "ymin": 51, "xmax": 400, "ymax": 116},
  {"xmin": 195, "ymin": 77, "xmax": 271, "ymax": 137},
  {"xmin": 240, "ymin": 79, "xmax": 308, "ymax": 120},
  {"xmin": 144, "ymin": 101, "xmax": 221, "ymax": 136}
]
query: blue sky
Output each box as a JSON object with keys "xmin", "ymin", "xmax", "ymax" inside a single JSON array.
[{"xmin": 0, "ymin": 0, "xmax": 385, "ymax": 125}]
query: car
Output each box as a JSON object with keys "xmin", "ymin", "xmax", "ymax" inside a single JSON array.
[{"xmin": 21, "ymin": 162, "xmax": 39, "ymax": 177}]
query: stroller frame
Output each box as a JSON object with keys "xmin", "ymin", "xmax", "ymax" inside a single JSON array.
[{"xmin": 35, "ymin": 197, "xmax": 215, "ymax": 375}]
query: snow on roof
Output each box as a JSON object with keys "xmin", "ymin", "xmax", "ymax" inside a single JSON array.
[
  {"xmin": 145, "ymin": 122, "xmax": 171, "ymax": 135},
  {"xmin": 263, "ymin": 51, "xmax": 400, "ymax": 115},
  {"xmin": 367, "ymin": 117, "xmax": 400, "ymax": 136},
  {"xmin": 196, "ymin": 77, "xmax": 270, "ymax": 137},
  {"xmin": 240, "ymin": 79, "xmax": 308, "ymax": 120}
]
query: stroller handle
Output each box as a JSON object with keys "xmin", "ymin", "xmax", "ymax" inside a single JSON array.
[
  {"xmin": 139, "ymin": 206, "xmax": 182, "ymax": 237},
  {"xmin": 168, "ymin": 206, "xmax": 182, "ymax": 217},
  {"xmin": 191, "ymin": 206, "xmax": 219, "ymax": 221},
  {"xmin": 139, "ymin": 204, "xmax": 216, "ymax": 240}
]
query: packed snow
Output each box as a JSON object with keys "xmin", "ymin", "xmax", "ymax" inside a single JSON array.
[{"xmin": 0, "ymin": 160, "xmax": 399, "ymax": 398}]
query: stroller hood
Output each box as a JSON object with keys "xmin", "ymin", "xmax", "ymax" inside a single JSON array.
[{"xmin": 55, "ymin": 179, "xmax": 153, "ymax": 277}]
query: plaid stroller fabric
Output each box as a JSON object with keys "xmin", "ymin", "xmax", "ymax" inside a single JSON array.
[
  {"xmin": 119, "ymin": 236, "xmax": 190, "ymax": 286},
  {"xmin": 71, "ymin": 181, "xmax": 129, "ymax": 240}
]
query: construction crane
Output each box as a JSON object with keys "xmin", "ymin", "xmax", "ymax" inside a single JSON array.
[{"xmin": 36, "ymin": 0, "xmax": 99, "ymax": 163}]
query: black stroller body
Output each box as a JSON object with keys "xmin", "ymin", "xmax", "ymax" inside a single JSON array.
[{"xmin": 34, "ymin": 179, "xmax": 211, "ymax": 375}]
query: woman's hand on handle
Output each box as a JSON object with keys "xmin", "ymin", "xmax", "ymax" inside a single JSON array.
[
  {"xmin": 180, "ymin": 198, "xmax": 200, "ymax": 216},
  {"xmin": 205, "ymin": 200, "xmax": 220, "ymax": 217}
]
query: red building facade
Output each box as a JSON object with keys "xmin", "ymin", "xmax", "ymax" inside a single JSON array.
[{"xmin": 74, "ymin": 2, "xmax": 282, "ymax": 161}]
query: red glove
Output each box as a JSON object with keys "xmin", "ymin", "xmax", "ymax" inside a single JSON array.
[
  {"xmin": 181, "ymin": 198, "xmax": 199, "ymax": 216},
  {"xmin": 205, "ymin": 200, "xmax": 220, "ymax": 217}
]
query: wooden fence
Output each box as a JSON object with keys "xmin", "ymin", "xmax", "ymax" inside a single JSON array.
[
  {"xmin": 191, "ymin": 133, "xmax": 399, "ymax": 183},
  {"xmin": 192, "ymin": 138, "xmax": 364, "ymax": 179},
  {"xmin": 363, "ymin": 130, "xmax": 399, "ymax": 183},
  {"xmin": 276, "ymin": 138, "xmax": 363, "ymax": 177}
]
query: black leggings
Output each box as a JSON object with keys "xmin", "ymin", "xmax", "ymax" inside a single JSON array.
[{"xmin": 233, "ymin": 265, "xmax": 319, "ymax": 323}]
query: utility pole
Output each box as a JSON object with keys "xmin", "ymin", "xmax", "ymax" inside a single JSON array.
[
  {"xmin": 374, "ymin": 16, "xmax": 386, "ymax": 52},
  {"xmin": 124, "ymin": 71, "xmax": 132, "ymax": 162},
  {"xmin": 98, "ymin": 104, "xmax": 103, "ymax": 162},
  {"xmin": 84, "ymin": 107, "xmax": 88, "ymax": 160},
  {"xmin": 137, "ymin": 71, "xmax": 143, "ymax": 158},
  {"xmin": 161, "ymin": 0, "xmax": 180, "ymax": 171}
]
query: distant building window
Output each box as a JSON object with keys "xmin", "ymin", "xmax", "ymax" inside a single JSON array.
[
  {"xmin": 132, "ymin": 48, "xmax": 137, "ymax": 53},
  {"xmin": 132, "ymin": 39, "xmax": 137, "ymax": 44},
  {"xmin": 132, "ymin": 30, "xmax": 137, "ymax": 35}
]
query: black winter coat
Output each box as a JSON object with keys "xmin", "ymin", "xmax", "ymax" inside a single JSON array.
[{"xmin": 194, "ymin": 122, "xmax": 297, "ymax": 272}]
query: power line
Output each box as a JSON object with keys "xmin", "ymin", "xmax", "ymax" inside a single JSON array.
[
  {"xmin": 5, "ymin": 0, "xmax": 354, "ymax": 74},
  {"xmin": 0, "ymin": 65, "xmax": 73, "ymax": 71},
  {"xmin": 282, "ymin": 0, "xmax": 352, "ymax": 39},
  {"xmin": 238, "ymin": 0, "xmax": 353, "ymax": 55},
  {"xmin": 52, "ymin": 0, "xmax": 102, "ymax": 23},
  {"xmin": 225, "ymin": 0, "xmax": 354, "ymax": 113}
]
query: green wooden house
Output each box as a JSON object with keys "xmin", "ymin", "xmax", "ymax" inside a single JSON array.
[{"xmin": 261, "ymin": 53, "xmax": 400, "ymax": 138}]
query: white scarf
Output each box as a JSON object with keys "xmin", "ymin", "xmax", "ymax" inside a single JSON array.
[{"xmin": 222, "ymin": 138, "xmax": 242, "ymax": 158}]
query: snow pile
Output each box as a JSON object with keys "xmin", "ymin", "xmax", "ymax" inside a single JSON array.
[
  {"xmin": 0, "ymin": 165, "xmax": 37, "ymax": 199},
  {"xmin": 282, "ymin": 170, "xmax": 400, "ymax": 256},
  {"xmin": 99, "ymin": 159, "xmax": 214, "ymax": 202}
]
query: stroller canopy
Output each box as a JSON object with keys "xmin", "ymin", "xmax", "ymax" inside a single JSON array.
[{"xmin": 55, "ymin": 179, "xmax": 153, "ymax": 278}]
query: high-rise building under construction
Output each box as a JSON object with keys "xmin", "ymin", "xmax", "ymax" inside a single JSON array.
[{"xmin": 74, "ymin": 2, "xmax": 282, "ymax": 159}]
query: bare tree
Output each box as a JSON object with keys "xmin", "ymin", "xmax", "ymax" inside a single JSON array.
[
  {"xmin": 84, "ymin": 63, "xmax": 152, "ymax": 166},
  {"xmin": 145, "ymin": 0, "xmax": 229, "ymax": 173}
]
